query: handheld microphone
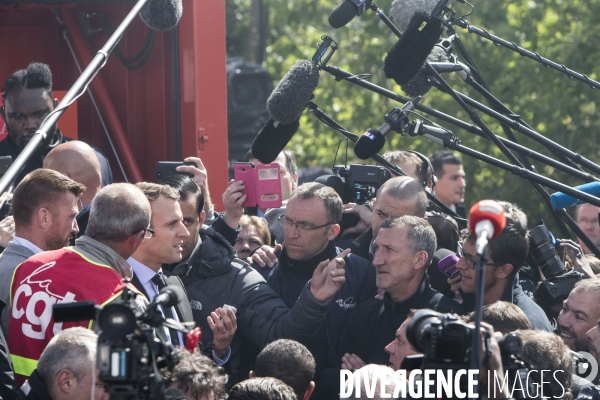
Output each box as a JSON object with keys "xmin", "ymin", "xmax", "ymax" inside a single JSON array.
[
  {"xmin": 151, "ymin": 285, "xmax": 185, "ymax": 308},
  {"xmin": 139, "ymin": 0, "xmax": 183, "ymax": 31},
  {"xmin": 468, "ymin": 200, "xmax": 506, "ymax": 254},
  {"xmin": 329, "ymin": 0, "xmax": 371, "ymax": 28},
  {"xmin": 438, "ymin": 253, "xmax": 460, "ymax": 278},
  {"xmin": 251, "ymin": 118, "xmax": 300, "ymax": 164},
  {"xmin": 383, "ymin": 11, "xmax": 443, "ymax": 86},
  {"xmin": 354, "ymin": 98, "xmax": 419, "ymax": 160},
  {"xmin": 550, "ymin": 181, "xmax": 600, "ymax": 209},
  {"xmin": 267, "ymin": 60, "xmax": 320, "ymax": 125}
]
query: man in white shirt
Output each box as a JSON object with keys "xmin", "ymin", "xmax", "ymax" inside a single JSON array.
[
  {"xmin": 0, "ymin": 168, "xmax": 84, "ymax": 334},
  {"xmin": 130, "ymin": 182, "xmax": 235, "ymax": 364}
]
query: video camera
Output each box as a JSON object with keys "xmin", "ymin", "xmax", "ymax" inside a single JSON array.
[
  {"xmin": 53, "ymin": 285, "xmax": 189, "ymax": 400},
  {"xmin": 402, "ymin": 310, "xmax": 539, "ymax": 399},
  {"xmin": 331, "ymin": 164, "xmax": 390, "ymax": 204},
  {"xmin": 529, "ymin": 220, "xmax": 584, "ymax": 317}
]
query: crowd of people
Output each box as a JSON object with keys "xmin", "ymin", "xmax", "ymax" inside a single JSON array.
[{"xmin": 1, "ymin": 62, "xmax": 600, "ymax": 400}]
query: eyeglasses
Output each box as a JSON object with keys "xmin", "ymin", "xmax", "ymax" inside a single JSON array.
[
  {"xmin": 457, "ymin": 241, "xmax": 504, "ymax": 270},
  {"xmin": 278, "ymin": 214, "xmax": 333, "ymax": 233},
  {"xmin": 136, "ymin": 228, "xmax": 155, "ymax": 239}
]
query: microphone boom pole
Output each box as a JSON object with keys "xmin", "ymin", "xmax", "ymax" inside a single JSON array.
[{"xmin": 0, "ymin": 0, "xmax": 154, "ymax": 195}]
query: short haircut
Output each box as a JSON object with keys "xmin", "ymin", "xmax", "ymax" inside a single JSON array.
[
  {"xmin": 135, "ymin": 182, "xmax": 180, "ymax": 203},
  {"xmin": 462, "ymin": 202, "xmax": 529, "ymax": 278},
  {"xmin": 254, "ymin": 339, "xmax": 315, "ymax": 399},
  {"xmin": 2, "ymin": 62, "xmax": 52, "ymax": 101},
  {"xmin": 381, "ymin": 150, "xmax": 431, "ymax": 186},
  {"xmin": 571, "ymin": 278, "xmax": 600, "ymax": 299},
  {"xmin": 381, "ymin": 215, "xmax": 437, "ymax": 268},
  {"xmin": 12, "ymin": 169, "xmax": 85, "ymax": 228},
  {"xmin": 429, "ymin": 150, "xmax": 462, "ymax": 177},
  {"xmin": 240, "ymin": 214, "xmax": 271, "ymax": 246},
  {"xmin": 515, "ymin": 330, "xmax": 572, "ymax": 400},
  {"xmin": 574, "ymin": 203, "xmax": 600, "ymax": 222},
  {"xmin": 585, "ymin": 255, "xmax": 600, "ymax": 275},
  {"xmin": 37, "ymin": 327, "xmax": 97, "ymax": 390},
  {"xmin": 228, "ymin": 377, "xmax": 297, "ymax": 400},
  {"xmin": 166, "ymin": 348, "xmax": 227, "ymax": 400},
  {"xmin": 160, "ymin": 175, "xmax": 205, "ymax": 216},
  {"xmin": 86, "ymin": 183, "xmax": 150, "ymax": 242},
  {"xmin": 291, "ymin": 182, "xmax": 342, "ymax": 224},
  {"xmin": 463, "ymin": 301, "xmax": 532, "ymax": 334},
  {"xmin": 376, "ymin": 176, "xmax": 427, "ymax": 218}
]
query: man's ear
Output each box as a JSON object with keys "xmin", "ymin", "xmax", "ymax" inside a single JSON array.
[
  {"xmin": 303, "ymin": 381, "xmax": 315, "ymax": 400},
  {"xmin": 292, "ymin": 172, "xmax": 299, "ymax": 189},
  {"xmin": 495, "ymin": 263, "xmax": 514, "ymax": 280},
  {"xmin": 199, "ymin": 210, "xmax": 206, "ymax": 226},
  {"xmin": 55, "ymin": 370, "xmax": 75, "ymax": 394},
  {"xmin": 248, "ymin": 371, "xmax": 255, "ymax": 378},
  {"xmin": 413, "ymin": 250, "xmax": 429, "ymax": 271},
  {"xmin": 37, "ymin": 207, "xmax": 52, "ymax": 230},
  {"xmin": 327, "ymin": 224, "xmax": 341, "ymax": 241},
  {"xmin": 53, "ymin": 98, "xmax": 59, "ymax": 108}
]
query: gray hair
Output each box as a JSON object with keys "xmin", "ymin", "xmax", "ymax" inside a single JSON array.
[
  {"xmin": 86, "ymin": 183, "xmax": 151, "ymax": 242},
  {"xmin": 37, "ymin": 327, "xmax": 97, "ymax": 389},
  {"xmin": 292, "ymin": 182, "xmax": 343, "ymax": 223},
  {"xmin": 381, "ymin": 215, "xmax": 437, "ymax": 267},
  {"xmin": 377, "ymin": 176, "xmax": 427, "ymax": 218}
]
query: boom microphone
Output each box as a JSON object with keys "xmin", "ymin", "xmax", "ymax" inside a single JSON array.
[
  {"xmin": 139, "ymin": 0, "xmax": 183, "ymax": 31},
  {"xmin": 400, "ymin": 44, "xmax": 448, "ymax": 97},
  {"xmin": 550, "ymin": 181, "xmax": 600, "ymax": 209},
  {"xmin": 328, "ymin": 0, "xmax": 371, "ymax": 28},
  {"xmin": 251, "ymin": 118, "xmax": 300, "ymax": 164},
  {"xmin": 389, "ymin": 0, "xmax": 441, "ymax": 32},
  {"xmin": 267, "ymin": 60, "xmax": 320, "ymax": 125},
  {"xmin": 468, "ymin": 200, "xmax": 506, "ymax": 254},
  {"xmin": 383, "ymin": 11, "xmax": 443, "ymax": 86}
]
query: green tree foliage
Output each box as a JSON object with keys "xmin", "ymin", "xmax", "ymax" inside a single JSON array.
[{"xmin": 226, "ymin": 0, "xmax": 600, "ymax": 234}]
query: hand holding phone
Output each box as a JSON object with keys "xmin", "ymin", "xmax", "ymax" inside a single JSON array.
[{"xmin": 233, "ymin": 162, "xmax": 282, "ymax": 209}]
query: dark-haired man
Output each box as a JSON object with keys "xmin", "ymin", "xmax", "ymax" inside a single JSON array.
[
  {"xmin": 1, "ymin": 63, "xmax": 112, "ymax": 187},
  {"xmin": 429, "ymin": 150, "xmax": 466, "ymax": 217}
]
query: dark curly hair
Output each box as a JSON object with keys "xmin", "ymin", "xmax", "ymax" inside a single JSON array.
[
  {"xmin": 165, "ymin": 348, "xmax": 228, "ymax": 400},
  {"xmin": 2, "ymin": 62, "xmax": 52, "ymax": 101}
]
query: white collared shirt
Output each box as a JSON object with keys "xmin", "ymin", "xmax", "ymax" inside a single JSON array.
[{"xmin": 12, "ymin": 236, "xmax": 43, "ymax": 255}]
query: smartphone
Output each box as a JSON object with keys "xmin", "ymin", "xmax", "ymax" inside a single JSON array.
[
  {"xmin": 0, "ymin": 156, "xmax": 12, "ymax": 177},
  {"xmin": 155, "ymin": 161, "xmax": 197, "ymax": 180},
  {"xmin": 234, "ymin": 162, "xmax": 282, "ymax": 209}
]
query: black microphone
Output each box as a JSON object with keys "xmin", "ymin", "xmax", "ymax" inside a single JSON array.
[
  {"xmin": 383, "ymin": 11, "xmax": 443, "ymax": 86},
  {"xmin": 267, "ymin": 60, "xmax": 320, "ymax": 125},
  {"xmin": 354, "ymin": 99, "xmax": 418, "ymax": 159},
  {"xmin": 151, "ymin": 285, "xmax": 185, "ymax": 308},
  {"xmin": 139, "ymin": 0, "xmax": 183, "ymax": 31},
  {"xmin": 400, "ymin": 44, "xmax": 448, "ymax": 97},
  {"xmin": 251, "ymin": 118, "xmax": 300, "ymax": 164},
  {"xmin": 328, "ymin": 0, "xmax": 371, "ymax": 28}
]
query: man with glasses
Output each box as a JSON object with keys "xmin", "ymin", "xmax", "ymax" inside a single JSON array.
[
  {"xmin": 9, "ymin": 183, "xmax": 150, "ymax": 384},
  {"xmin": 264, "ymin": 182, "xmax": 376, "ymax": 398},
  {"xmin": 455, "ymin": 202, "xmax": 552, "ymax": 331}
]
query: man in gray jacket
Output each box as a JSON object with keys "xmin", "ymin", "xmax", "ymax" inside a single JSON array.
[{"xmin": 0, "ymin": 169, "xmax": 85, "ymax": 334}]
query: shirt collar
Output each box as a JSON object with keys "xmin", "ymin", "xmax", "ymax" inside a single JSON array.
[
  {"xmin": 128, "ymin": 257, "xmax": 162, "ymax": 285},
  {"xmin": 12, "ymin": 236, "xmax": 44, "ymax": 255}
]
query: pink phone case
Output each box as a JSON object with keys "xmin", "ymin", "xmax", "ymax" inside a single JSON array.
[
  {"xmin": 255, "ymin": 163, "xmax": 282, "ymax": 209},
  {"xmin": 234, "ymin": 163, "xmax": 258, "ymax": 207}
]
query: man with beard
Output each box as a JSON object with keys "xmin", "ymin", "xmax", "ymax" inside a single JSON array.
[
  {"xmin": 0, "ymin": 63, "xmax": 112, "ymax": 187},
  {"xmin": 0, "ymin": 169, "xmax": 84, "ymax": 335},
  {"xmin": 557, "ymin": 279, "xmax": 600, "ymax": 351}
]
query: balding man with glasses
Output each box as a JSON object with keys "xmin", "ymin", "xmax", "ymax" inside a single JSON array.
[
  {"xmin": 262, "ymin": 182, "xmax": 376, "ymax": 399},
  {"xmin": 455, "ymin": 201, "xmax": 552, "ymax": 331}
]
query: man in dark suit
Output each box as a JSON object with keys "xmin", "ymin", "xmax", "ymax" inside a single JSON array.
[{"xmin": 129, "ymin": 183, "xmax": 236, "ymax": 362}]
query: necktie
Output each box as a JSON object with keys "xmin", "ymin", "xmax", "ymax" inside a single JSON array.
[{"xmin": 151, "ymin": 273, "xmax": 180, "ymax": 346}]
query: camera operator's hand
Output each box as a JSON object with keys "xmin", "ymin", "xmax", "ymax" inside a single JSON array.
[
  {"xmin": 0, "ymin": 216, "xmax": 14, "ymax": 248},
  {"xmin": 558, "ymin": 239, "xmax": 596, "ymax": 279},
  {"xmin": 310, "ymin": 248, "xmax": 350, "ymax": 302},
  {"xmin": 207, "ymin": 307, "xmax": 237, "ymax": 359},
  {"xmin": 341, "ymin": 203, "xmax": 372, "ymax": 238},
  {"xmin": 223, "ymin": 180, "xmax": 246, "ymax": 230},
  {"xmin": 248, "ymin": 244, "xmax": 281, "ymax": 268},
  {"xmin": 341, "ymin": 353, "xmax": 366, "ymax": 370},
  {"xmin": 177, "ymin": 157, "xmax": 213, "ymax": 212}
]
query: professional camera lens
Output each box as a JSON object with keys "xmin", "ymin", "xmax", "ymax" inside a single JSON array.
[
  {"xmin": 529, "ymin": 221, "xmax": 566, "ymax": 278},
  {"xmin": 497, "ymin": 333, "xmax": 522, "ymax": 358}
]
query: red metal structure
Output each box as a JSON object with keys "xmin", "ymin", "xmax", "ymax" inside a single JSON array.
[{"xmin": 0, "ymin": 0, "xmax": 229, "ymax": 208}]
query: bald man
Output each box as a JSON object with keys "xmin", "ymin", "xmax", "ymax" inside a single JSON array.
[{"xmin": 43, "ymin": 141, "xmax": 102, "ymax": 208}]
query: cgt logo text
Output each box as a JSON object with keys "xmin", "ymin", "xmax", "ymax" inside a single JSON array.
[{"xmin": 340, "ymin": 369, "xmax": 566, "ymax": 399}]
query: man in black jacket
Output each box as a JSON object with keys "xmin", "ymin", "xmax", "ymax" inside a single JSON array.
[
  {"xmin": 328, "ymin": 216, "xmax": 463, "ymax": 373},
  {"xmin": 163, "ymin": 176, "xmax": 348, "ymax": 386}
]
